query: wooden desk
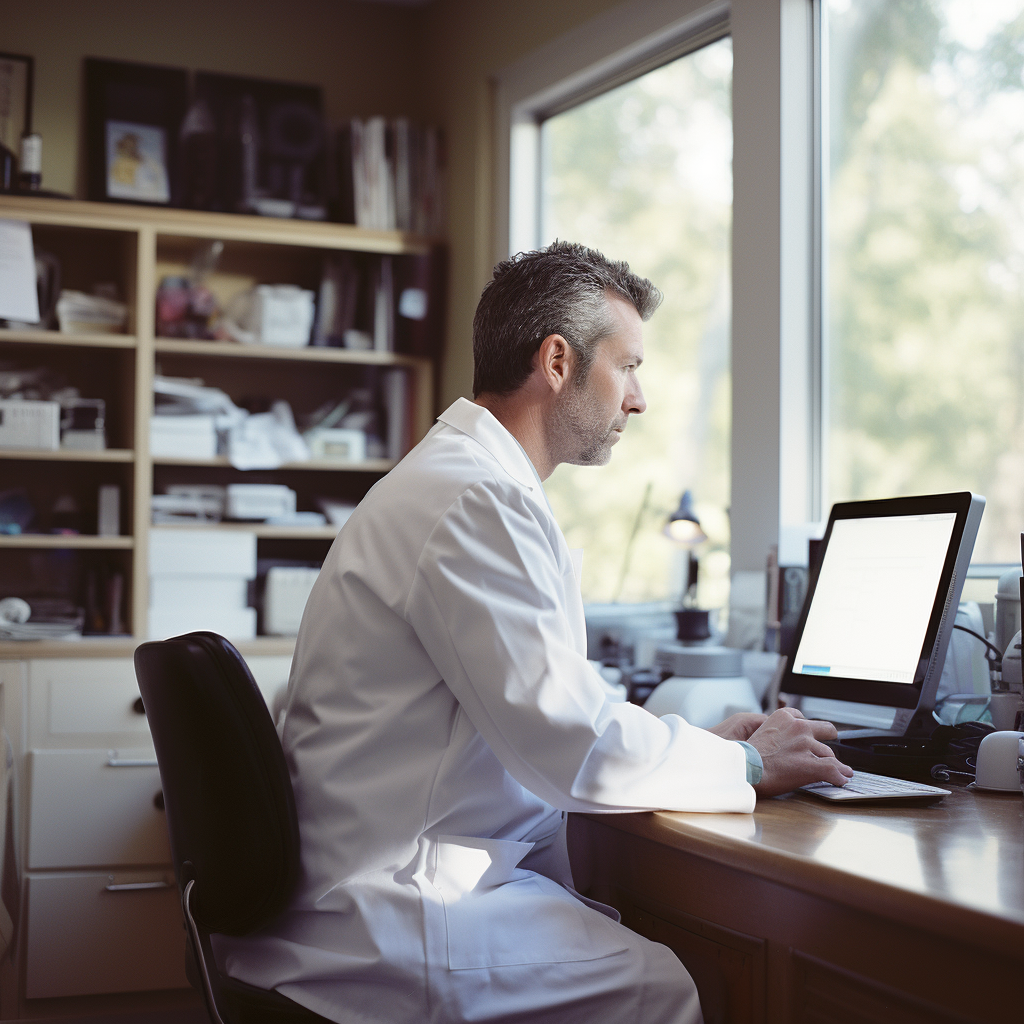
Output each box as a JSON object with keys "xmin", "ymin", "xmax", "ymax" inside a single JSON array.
[{"xmin": 567, "ymin": 786, "xmax": 1024, "ymax": 1024}]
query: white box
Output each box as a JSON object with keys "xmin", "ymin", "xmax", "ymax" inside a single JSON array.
[
  {"xmin": 149, "ymin": 529, "xmax": 256, "ymax": 578},
  {"xmin": 0, "ymin": 400, "xmax": 60, "ymax": 450},
  {"xmin": 253, "ymin": 285, "xmax": 315, "ymax": 347},
  {"xmin": 264, "ymin": 566, "xmax": 320, "ymax": 636},
  {"xmin": 147, "ymin": 604, "xmax": 257, "ymax": 641},
  {"xmin": 306, "ymin": 428, "xmax": 367, "ymax": 462},
  {"xmin": 149, "ymin": 575, "xmax": 249, "ymax": 610},
  {"xmin": 149, "ymin": 415, "xmax": 217, "ymax": 459},
  {"xmin": 225, "ymin": 484, "xmax": 297, "ymax": 520}
]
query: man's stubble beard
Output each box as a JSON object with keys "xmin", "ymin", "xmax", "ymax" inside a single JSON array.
[{"xmin": 549, "ymin": 372, "xmax": 625, "ymax": 468}]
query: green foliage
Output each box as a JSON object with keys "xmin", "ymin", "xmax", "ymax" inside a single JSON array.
[
  {"xmin": 541, "ymin": 41, "xmax": 733, "ymax": 603},
  {"xmin": 828, "ymin": 0, "xmax": 1024, "ymax": 561}
]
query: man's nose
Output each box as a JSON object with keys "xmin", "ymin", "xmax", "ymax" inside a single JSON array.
[{"xmin": 625, "ymin": 379, "xmax": 646, "ymax": 416}]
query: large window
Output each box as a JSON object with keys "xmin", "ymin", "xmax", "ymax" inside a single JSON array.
[
  {"xmin": 825, "ymin": 0, "xmax": 1024, "ymax": 563},
  {"xmin": 538, "ymin": 38, "xmax": 733, "ymax": 607}
]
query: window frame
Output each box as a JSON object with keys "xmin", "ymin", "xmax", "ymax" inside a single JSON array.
[{"xmin": 496, "ymin": 0, "xmax": 821, "ymax": 583}]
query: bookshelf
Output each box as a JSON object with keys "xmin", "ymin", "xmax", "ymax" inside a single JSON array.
[{"xmin": 0, "ymin": 195, "xmax": 440, "ymax": 656}]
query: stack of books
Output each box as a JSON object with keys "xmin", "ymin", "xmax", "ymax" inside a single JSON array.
[{"xmin": 334, "ymin": 118, "xmax": 445, "ymax": 235}]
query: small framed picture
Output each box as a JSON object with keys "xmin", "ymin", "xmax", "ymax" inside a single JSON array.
[
  {"xmin": 0, "ymin": 53, "xmax": 33, "ymax": 156},
  {"xmin": 106, "ymin": 121, "xmax": 170, "ymax": 203},
  {"xmin": 85, "ymin": 58, "xmax": 187, "ymax": 206}
]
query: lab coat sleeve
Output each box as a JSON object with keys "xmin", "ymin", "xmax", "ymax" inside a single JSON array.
[{"xmin": 405, "ymin": 480, "xmax": 754, "ymax": 813}]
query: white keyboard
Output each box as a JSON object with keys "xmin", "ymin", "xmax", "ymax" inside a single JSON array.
[{"xmin": 801, "ymin": 770, "xmax": 950, "ymax": 802}]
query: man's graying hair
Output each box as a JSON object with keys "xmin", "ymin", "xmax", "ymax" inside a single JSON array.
[{"xmin": 472, "ymin": 241, "xmax": 662, "ymax": 397}]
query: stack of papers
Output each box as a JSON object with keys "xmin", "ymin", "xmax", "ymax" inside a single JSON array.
[{"xmin": 56, "ymin": 291, "xmax": 128, "ymax": 334}]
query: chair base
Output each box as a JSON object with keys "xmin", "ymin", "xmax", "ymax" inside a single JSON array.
[
  {"xmin": 184, "ymin": 880, "xmax": 333, "ymax": 1024},
  {"xmin": 219, "ymin": 976, "xmax": 336, "ymax": 1024}
]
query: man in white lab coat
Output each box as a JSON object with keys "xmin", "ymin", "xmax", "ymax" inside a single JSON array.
[{"xmin": 215, "ymin": 242, "xmax": 852, "ymax": 1023}]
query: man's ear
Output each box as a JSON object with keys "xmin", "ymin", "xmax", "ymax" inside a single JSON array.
[{"xmin": 535, "ymin": 333, "xmax": 574, "ymax": 394}]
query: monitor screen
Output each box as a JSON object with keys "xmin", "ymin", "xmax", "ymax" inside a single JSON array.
[
  {"xmin": 781, "ymin": 492, "xmax": 984, "ymax": 721},
  {"xmin": 791, "ymin": 513, "xmax": 955, "ymax": 686}
]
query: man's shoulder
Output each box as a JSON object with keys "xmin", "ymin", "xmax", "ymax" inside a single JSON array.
[{"xmin": 372, "ymin": 422, "xmax": 527, "ymax": 512}]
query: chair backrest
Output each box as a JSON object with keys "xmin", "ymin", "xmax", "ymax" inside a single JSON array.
[{"xmin": 134, "ymin": 631, "xmax": 300, "ymax": 936}]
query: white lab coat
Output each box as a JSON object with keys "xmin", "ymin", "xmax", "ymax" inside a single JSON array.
[{"xmin": 214, "ymin": 399, "xmax": 754, "ymax": 1023}]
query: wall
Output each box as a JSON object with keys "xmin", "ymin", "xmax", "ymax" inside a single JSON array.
[
  {"xmin": 2, "ymin": 0, "xmax": 424, "ymax": 198},
  {"xmin": 414, "ymin": 0, "xmax": 624, "ymax": 406}
]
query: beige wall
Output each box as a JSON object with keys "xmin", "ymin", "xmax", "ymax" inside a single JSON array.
[
  {"xmin": 415, "ymin": 0, "xmax": 624, "ymax": 406},
  {"xmin": 2, "ymin": 0, "xmax": 423, "ymax": 198},
  {"xmin": 4, "ymin": 0, "xmax": 627, "ymax": 405}
]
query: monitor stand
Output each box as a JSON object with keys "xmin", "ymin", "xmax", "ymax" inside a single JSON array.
[
  {"xmin": 830, "ymin": 708, "xmax": 951, "ymax": 781},
  {"xmin": 791, "ymin": 695, "xmax": 937, "ymax": 740}
]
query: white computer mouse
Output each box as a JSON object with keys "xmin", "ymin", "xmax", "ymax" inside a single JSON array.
[{"xmin": 973, "ymin": 731, "xmax": 1024, "ymax": 792}]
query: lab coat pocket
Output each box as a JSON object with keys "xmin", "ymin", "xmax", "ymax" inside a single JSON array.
[{"xmin": 429, "ymin": 835, "xmax": 628, "ymax": 970}]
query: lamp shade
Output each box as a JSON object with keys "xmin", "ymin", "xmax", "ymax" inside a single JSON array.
[{"xmin": 663, "ymin": 490, "xmax": 708, "ymax": 546}]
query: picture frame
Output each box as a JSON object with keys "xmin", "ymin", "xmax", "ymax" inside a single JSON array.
[
  {"xmin": 85, "ymin": 58, "xmax": 187, "ymax": 205},
  {"xmin": 194, "ymin": 72, "xmax": 327, "ymax": 217},
  {"xmin": 0, "ymin": 53, "xmax": 33, "ymax": 157}
]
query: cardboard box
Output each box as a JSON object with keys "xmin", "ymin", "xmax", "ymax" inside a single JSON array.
[
  {"xmin": 149, "ymin": 529, "xmax": 256, "ymax": 578},
  {"xmin": 264, "ymin": 566, "xmax": 320, "ymax": 635},
  {"xmin": 147, "ymin": 605, "xmax": 257, "ymax": 641},
  {"xmin": 149, "ymin": 415, "xmax": 217, "ymax": 459},
  {"xmin": 149, "ymin": 575, "xmax": 249, "ymax": 610},
  {"xmin": 225, "ymin": 484, "xmax": 297, "ymax": 521},
  {"xmin": 0, "ymin": 400, "xmax": 60, "ymax": 450}
]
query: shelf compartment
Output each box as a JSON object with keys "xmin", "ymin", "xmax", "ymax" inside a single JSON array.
[
  {"xmin": 0, "ymin": 448, "xmax": 134, "ymax": 463},
  {"xmin": 0, "ymin": 343, "xmax": 138, "ymax": 450},
  {"xmin": 0, "ymin": 536, "xmax": 134, "ymax": 549},
  {"xmin": 154, "ymin": 338, "xmax": 428, "ymax": 368},
  {"xmin": 25, "ymin": 222, "xmax": 138, "ymax": 336},
  {"xmin": 0, "ymin": 330, "xmax": 137, "ymax": 349}
]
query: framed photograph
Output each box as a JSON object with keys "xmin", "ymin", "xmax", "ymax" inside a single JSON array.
[
  {"xmin": 85, "ymin": 58, "xmax": 187, "ymax": 205},
  {"xmin": 0, "ymin": 53, "xmax": 33, "ymax": 156},
  {"xmin": 106, "ymin": 121, "xmax": 170, "ymax": 202}
]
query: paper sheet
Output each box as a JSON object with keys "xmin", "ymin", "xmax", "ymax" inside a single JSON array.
[{"xmin": 0, "ymin": 219, "xmax": 40, "ymax": 323}]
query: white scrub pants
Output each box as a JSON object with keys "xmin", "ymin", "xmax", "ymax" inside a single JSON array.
[{"xmin": 430, "ymin": 928, "xmax": 703, "ymax": 1024}]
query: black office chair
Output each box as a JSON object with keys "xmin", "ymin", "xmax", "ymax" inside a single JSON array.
[{"xmin": 134, "ymin": 631, "xmax": 333, "ymax": 1024}]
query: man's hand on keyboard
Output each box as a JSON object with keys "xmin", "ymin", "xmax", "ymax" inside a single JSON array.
[
  {"xmin": 747, "ymin": 708, "xmax": 854, "ymax": 798},
  {"xmin": 706, "ymin": 712, "xmax": 768, "ymax": 741}
]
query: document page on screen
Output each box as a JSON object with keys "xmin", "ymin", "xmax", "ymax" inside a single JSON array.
[{"xmin": 792, "ymin": 513, "xmax": 956, "ymax": 685}]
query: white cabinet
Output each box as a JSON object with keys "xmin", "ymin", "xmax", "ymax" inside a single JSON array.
[
  {"xmin": 8, "ymin": 650, "xmax": 291, "ymax": 1006},
  {"xmin": 27, "ymin": 749, "xmax": 169, "ymax": 870},
  {"xmin": 28, "ymin": 658, "xmax": 151, "ymax": 748},
  {"xmin": 25, "ymin": 871, "xmax": 183, "ymax": 999}
]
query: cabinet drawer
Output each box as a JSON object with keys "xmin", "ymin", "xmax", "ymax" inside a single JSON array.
[
  {"xmin": 25, "ymin": 870, "xmax": 187, "ymax": 998},
  {"xmin": 29, "ymin": 659, "xmax": 151, "ymax": 748},
  {"xmin": 28, "ymin": 748, "xmax": 170, "ymax": 869}
]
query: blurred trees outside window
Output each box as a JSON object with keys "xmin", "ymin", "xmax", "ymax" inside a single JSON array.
[
  {"xmin": 828, "ymin": 0, "xmax": 1024, "ymax": 562},
  {"xmin": 540, "ymin": 37, "xmax": 733, "ymax": 609}
]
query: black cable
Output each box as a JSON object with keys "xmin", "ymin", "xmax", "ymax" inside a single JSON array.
[{"xmin": 952, "ymin": 623, "xmax": 1003, "ymax": 664}]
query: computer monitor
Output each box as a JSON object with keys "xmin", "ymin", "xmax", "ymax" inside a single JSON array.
[{"xmin": 779, "ymin": 491, "xmax": 985, "ymax": 737}]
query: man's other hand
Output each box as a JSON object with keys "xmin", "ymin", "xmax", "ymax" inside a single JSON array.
[
  {"xmin": 706, "ymin": 712, "xmax": 767, "ymax": 741},
  {"xmin": 747, "ymin": 708, "xmax": 854, "ymax": 797}
]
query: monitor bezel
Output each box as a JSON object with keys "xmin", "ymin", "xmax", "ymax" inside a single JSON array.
[{"xmin": 780, "ymin": 491, "xmax": 980, "ymax": 710}]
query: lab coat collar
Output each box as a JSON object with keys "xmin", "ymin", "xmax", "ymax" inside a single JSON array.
[{"xmin": 437, "ymin": 398, "xmax": 540, "ymax": 492}]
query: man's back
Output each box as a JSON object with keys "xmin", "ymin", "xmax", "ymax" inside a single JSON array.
[{"xmin": 213, "ymin": 399, "xmax": 747, "ymax": 1024}]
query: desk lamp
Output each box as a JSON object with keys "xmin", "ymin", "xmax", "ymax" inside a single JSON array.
[{"xmin": 664, "ymin": 490, "xmax": 710, "ymax": 640}]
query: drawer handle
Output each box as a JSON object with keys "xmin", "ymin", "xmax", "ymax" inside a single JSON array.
[
  {"xmin": 105, "ymin": 881, "xmax": 173, "ymax": 892},
  {"xmin": 106, "ymin": 756, "xmax": 159, "ymax": 767}
]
